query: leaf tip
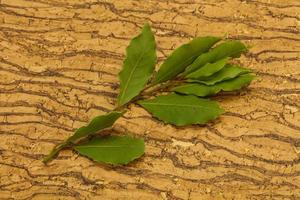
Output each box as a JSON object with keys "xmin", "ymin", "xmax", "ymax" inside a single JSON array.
[
  {"xmin": 219, "ymin": 106, "xmax": 226, "ymax": 115},
  {"xmin": 143, "ymin": 22, "xmax": 151, "ymax": 28}
]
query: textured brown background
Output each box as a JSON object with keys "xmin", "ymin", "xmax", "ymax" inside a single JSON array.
[{"xmin": 0, "ymin": 0, "xmax": 300, "ymax": 199}]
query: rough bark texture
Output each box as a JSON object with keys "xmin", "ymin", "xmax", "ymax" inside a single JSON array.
[{"xmin": 0, "ymin": 0, "xmax": 300, "ymax": 199}]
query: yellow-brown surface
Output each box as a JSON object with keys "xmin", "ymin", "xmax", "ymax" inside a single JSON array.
[{"xmin": 0, "ymin": 0, "xmax": 300, "ymax": 199}]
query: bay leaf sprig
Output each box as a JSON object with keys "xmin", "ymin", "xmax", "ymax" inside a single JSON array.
[{"xmin": 43, "ymin": 23, "xmax": 255, "ymax": 165}]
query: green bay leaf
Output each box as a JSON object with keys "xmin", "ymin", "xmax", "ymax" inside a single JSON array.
[
  {"xmin": 186, "ymin": 57, "xmax": 229, "ymax": 79},
  {"xmin": 138, "ymin": 93, "xmax": 224, "ymax": 126},
  {"xmin": 174, "ymin": 74, "xmax": 255, "ymax": 97},
  {"xmin": 188, "ymin": 64, "xmax": 250, "ymax": 85},
  {"xmin": 152, "ymin": 36, "xmax": 220, "ymax": 84},
  {"xmin": 74, "ymin": 135, "xmax": 145, "ymax": 165},
  {"xmin": 184, "ymin": 40, "xmax": 247, "ymax": 75},
  {"xmin": 67, "ymin": 111, "xmax": 123, "ymax": 143},
  {"xmin": 118, "ymin": 23, "xmax": 156, "ymax": 106}
]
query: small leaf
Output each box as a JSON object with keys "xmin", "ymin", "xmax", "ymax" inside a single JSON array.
[
  {"xmin": 186, "ymin": 57, "xmax": 229, "ymax": 79},
  {"xmin": 118, "ymin": 23, "xmax": 156, "ymax": 106},
  {"xmin": 188, "ymin": 64, "xmax": 250, "ymax": 85},
  {"xmin": 66, "ymin": 111, "xmax": 123, "ymax": 143},
  {"xmin": 74, "ymin": 135, "xmax": 145, "ymax": 165},
  {"xmin": 184, "ymin": 41, "xmax": 247, "ymax": 75},
  {"xmin": 174, "ymin": 74, "xmax": 255, "ymax": 97},
  {"xmin": 138, "ymin": 93, "xmax": 224, "ymax": 126},
  {"xmin": 152, "ymin": 36, "xmax": 221, "ymax": 84}
]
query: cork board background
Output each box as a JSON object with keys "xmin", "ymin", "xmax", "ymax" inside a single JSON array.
[{"xmin": 0, "ymin": 0, "xmax": 300, "ymax": 199}]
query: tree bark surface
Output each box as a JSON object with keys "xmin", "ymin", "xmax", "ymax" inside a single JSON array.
[{"xmin": 0, "ymin": 0, "xmax": 300, "ymax": 199}]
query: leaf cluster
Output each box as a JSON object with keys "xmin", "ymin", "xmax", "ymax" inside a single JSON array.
[{"xmin": 43, "ymin": 23, "xmax": 255, "ymax": 165}]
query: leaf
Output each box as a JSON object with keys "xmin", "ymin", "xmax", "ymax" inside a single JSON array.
[
  {"xmin": 188, "ymin": 64, "xmax": 250, "ymax": 85},
  {"xmin": 66, "ymin": 111, "xmax": 123, "ymax": 143},
  {"xmin": 174, "ymin": 74, "xmax": 255, "ymax": 97},
  {"xmin": 152, "ymin": 36, "xmax": 221, "ymax": 84},
  {"xmin": 186, "ymin": 57, "xmax": 229, "ymax": 79},
  {"xmin": 184, "ymin": 40, "xmax": 247, "ymax": 75},
  {"xmin": 118, "ymin": 23, "xmax": 157, "ymax": 106},
  {"xmin": 74, "ymin": 135, "xmax": 145, "ymax": 165},
  {"xmin": 138, "ymin": 93, "xmax": 224, "ymax": 126}
]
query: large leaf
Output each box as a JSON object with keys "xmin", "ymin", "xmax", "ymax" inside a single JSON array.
[
  {"xmin": 174, "ymin": 74, "xmax": 255, "ymax": 97},
  {"xmin": 188, "ymin": 64, "xmax": 250, "ymax": 85},
  {"xmin": 74, "ymin": 135, "xmax": 145, "ymax": 165},
  {"xmin": 66, "ymin": 111, "xmax": 123, "ymax": 143},
  {"xmin": 186, "ymin": 57, "xmax": 229, "ymax": 79},
  {"xmin": 184, "ymin": 41, "xmax": 247, "ymax": 75},
  {"xmin": 152, "ymin": 36, "xmax": 220, "ymax": 84},
  {"xmin": 138, "ymin": 93, "xmax": 224, "ymax": 126},
  {"xmin": 118, "ymin": 23, "xmax": 156, "ymax": 106}
]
